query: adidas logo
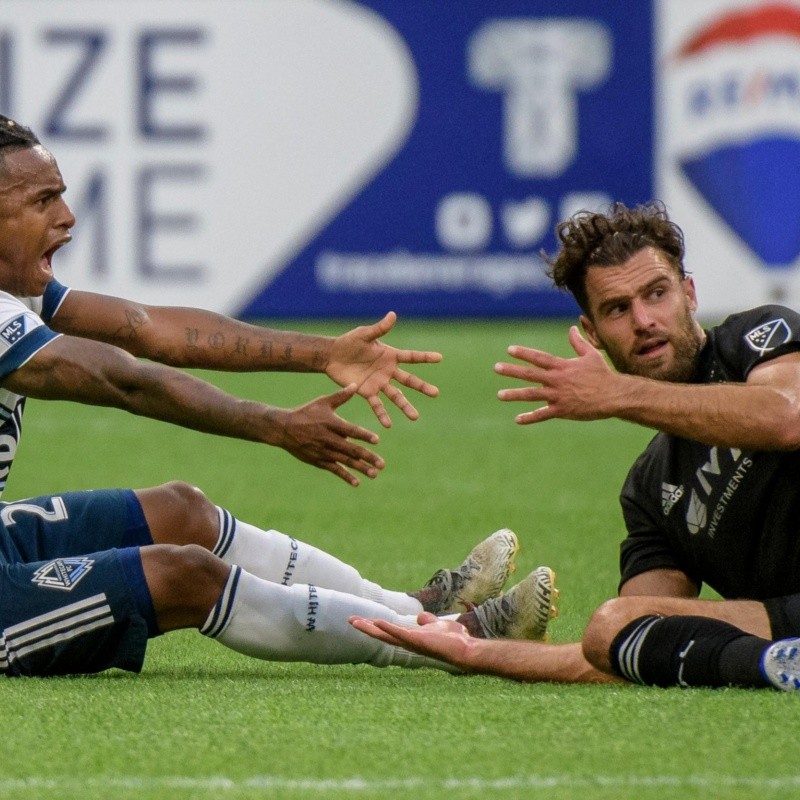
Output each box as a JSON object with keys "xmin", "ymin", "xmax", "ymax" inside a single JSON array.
[{"xmin": 661, "ymin": 482, "xmax": 684, "ymax": 516}]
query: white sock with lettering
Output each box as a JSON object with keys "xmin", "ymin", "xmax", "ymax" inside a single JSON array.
[
  {"xmin": 212, "ymin": 509, "xmax": 422, "ymax": 615},
  {"xmin": 200, "ymin": 566, "xmax": 459, "ymax": 672}
]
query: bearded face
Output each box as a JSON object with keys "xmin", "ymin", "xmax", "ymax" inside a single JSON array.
[{"xmin": 580, "ymin": 248, "xmax": 706, "ymax": 383}]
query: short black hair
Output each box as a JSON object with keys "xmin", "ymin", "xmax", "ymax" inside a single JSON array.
[
  {"xmin": 0, "ymin": 115, "xmax": 40, "ymax": 173},
  {"xmin": 0, "ymin": 114, "xmax": 38, "ymax": 149}
]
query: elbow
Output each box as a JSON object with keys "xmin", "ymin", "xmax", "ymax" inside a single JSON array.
[{"xmin": 771, "ymin": 413, "xmax": 800, "ymax": 450}]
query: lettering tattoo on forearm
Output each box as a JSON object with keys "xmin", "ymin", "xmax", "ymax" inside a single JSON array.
[
  {"xmin": 234, "ymin": 337, "xmax": 249, "ymax": 356},
  {"xmin": 185, "ymin": 328, "xmax": 200, "ymax": 349}
]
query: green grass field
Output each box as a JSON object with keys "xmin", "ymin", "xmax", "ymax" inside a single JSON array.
[{"xmin": 0, "ymin": 319, "xmax": 794, "ymax": 800}]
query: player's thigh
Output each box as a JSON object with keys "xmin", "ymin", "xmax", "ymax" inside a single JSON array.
[
  {"xmin": 0, "ymin": 547, "xmax": 151, "ymax": 677},
  {"xmin": 0, "ymin": 489, "xmax": 151, "ymax": 563}
]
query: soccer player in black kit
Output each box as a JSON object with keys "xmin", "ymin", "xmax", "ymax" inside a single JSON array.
[{"xmin": 352, "ymin": 201, "xmax": 800, "ymax": 691}]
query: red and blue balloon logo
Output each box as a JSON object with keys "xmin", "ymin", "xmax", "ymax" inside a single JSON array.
[{"xmin": 673, "ymin": 3, "xmax": 800, "ymax": 271}]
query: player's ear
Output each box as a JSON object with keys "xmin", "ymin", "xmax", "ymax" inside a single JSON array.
[
  {"xmin": 683, "ymin": 275, "xmax": 698, "ymax": 314},
  {"xmin": 580, "ymin": 315, "xmax": 602, "ymax": 349}
]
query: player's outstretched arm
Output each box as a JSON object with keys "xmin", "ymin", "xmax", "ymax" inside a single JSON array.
[
  {"xmin": 3, "ymin": 335, "xmax": 384, "ymax": 486},
  {"xmin": 51, "ymin": 293, "xmax": 441, "ymax": 428},
  {"xmin": 349, "ymin": 613, "xmax": 618, "ymax": 683}
]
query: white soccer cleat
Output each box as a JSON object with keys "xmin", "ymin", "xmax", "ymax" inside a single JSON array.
[
  {"xmin": 761, "ymin": 638, "xmax": 800, "ymax": 691},
  {"xmin": 471, "ymin": 566, "xmax": 559, "ymax": 641},
  {"xmin": 418, "ymin": 528, "xmax": 520, "ymax": 614}
]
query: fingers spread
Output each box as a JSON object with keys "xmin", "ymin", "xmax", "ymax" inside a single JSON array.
[
  {"xmin": 364, "ymin": 311, "xmax": 397, "ymax": 341},
  {"xmin": 393, "ymin": 368, "xmax": 440, "ymax": 397},
  {"xmin": 505, "ymin": 345, "xmax": 559, "ymax": 368},
  {"xmin": 395, "ymin": 349, "xmax": 443, "ymax": 365},
  {"xmin": 328, "ymin": 383, "xmax": 359, "ymax": 409},
  {"xmin": 349, "ymin": 616, "xmax": 407, "ymax": 648},
  {"xmin": 494, "ymin": 362, "xmax": 545, "ymax": 383},
  {"xmin": 327, "ymin": 463, "xmax": 360, "ymax": 487},
  {"xmin": 515, "ymin": 407, "xmax": 556, "ymax": 425},
  {"xmin": 383, "ymin": 384, "xmax": 419, "ymax": 421}
]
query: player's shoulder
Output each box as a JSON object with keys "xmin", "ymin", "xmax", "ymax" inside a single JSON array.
[
  {"xmin": 0, "ymin": 289, "xmax": 37, "ymax": 316},
  {"xmin": 713, "ymin": 304, "xmax": 800, "ymax": 342},
  {"xmin": 708, "ymin": 304, "xmax": 800, "ymax": 374}
]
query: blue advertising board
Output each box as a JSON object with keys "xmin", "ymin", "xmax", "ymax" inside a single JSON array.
[{"xmin": 239, "ymin": 1, "xmax": 654, "ymax": 318}]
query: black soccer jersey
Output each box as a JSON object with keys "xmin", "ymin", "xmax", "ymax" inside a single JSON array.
[{"xmin": 619, "ymin": 305, "xmax": 800, "ymax": 600}]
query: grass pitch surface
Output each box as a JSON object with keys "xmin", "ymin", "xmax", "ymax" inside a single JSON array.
[{"xmin": 0, "ymin": 320, "xmax": 795, "ymax": 800}]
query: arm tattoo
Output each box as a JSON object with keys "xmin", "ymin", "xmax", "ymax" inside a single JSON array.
[
  {"xmin": 207, "ymin": 332, "xmax": 225, "ymax": 350},
  {"xmin": 114, "ymin": 308, "xmax": 147, "ymax": 341},
  {"xmin": 311, "ymin": 347, "xmax": 326, "ymax": 370},
  {"xmin": 185, "ymin": 327, "xmax": 200, "ymax": 349}
]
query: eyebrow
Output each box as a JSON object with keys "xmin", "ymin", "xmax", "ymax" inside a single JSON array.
[
  {"xmin": 29, "ymin": 183, "xmax": 66, "ymax": 202},
  {"xmin": 596, "ymin": 275, "xmax": 671, "ymax": 316}
]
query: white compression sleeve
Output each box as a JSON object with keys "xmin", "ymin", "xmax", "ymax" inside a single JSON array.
[
  {"xmin": 213, "ymin": 508, "xmax": 423, "ymax": 615},
  {"xmin": 200, "ymin": 567, "xmax": 459, "ymax": 673}
]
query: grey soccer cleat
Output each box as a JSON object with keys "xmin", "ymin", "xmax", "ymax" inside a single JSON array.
[
  {"xmin": 471, "ymin": 566, "xmax": 559, "ymax": 641},
  {"xmin": 417, "ymin": 529, "xmax": 520, "ymax": 614},
  {"xmin": 761, "ymin": 638, "xmax": 800, "ymax": 691}
]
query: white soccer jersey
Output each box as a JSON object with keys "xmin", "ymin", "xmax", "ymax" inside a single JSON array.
[{"xmin": 0, "ymin": 280, "xmax": 70, "ymax": 496}]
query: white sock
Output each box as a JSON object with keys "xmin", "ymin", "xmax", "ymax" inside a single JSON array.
[
  {"xmin": 213, "ymin": 508, "xmax": 423, "ymax": 615},
  {"xmin": 200, "ymin": 566, "xmax": 459, "ymax": 673}
]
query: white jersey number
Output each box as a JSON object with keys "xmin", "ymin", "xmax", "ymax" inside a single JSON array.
[{"xmin": 0, "ymin": 496, "xmax": 68, "ymax": 526}]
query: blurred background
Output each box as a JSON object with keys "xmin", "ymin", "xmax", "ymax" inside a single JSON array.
[{"xmin": 3, "ymin": 0, "xmax": 799, "ymax": 322}]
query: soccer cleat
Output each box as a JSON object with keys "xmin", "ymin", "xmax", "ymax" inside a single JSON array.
[
  {"xmin": 471, "ymin": 566, "xmax": 559, "ymax": 641},
  {"xmin": 417, "ymin": 529, "xmax": 520, "ymax": 614},
  {"xmin": 761, "ymin": 638, "xmax": 800, "ymax": 691}
]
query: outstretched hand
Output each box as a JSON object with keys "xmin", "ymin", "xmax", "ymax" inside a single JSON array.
[
  {"xmin": 349, "ymin": 612, "xmax": 475, "ymax": 669},
  {"xmin": 494, "ymin": 326, "xmax": 616, "ymax": 424},
  {"xmin": 271, "ymin": 384, "xmax": 384, "ymax": 486},
  {"xmin": 327, "ymin": 312, "xmax": 442, "ymax": 428}
]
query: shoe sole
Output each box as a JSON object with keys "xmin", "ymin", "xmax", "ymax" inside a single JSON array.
[
  {"xmin": 761, "ymin": 638, "xmax": 800, "ymax": 691},
  {"xmin": 454, "ymin": 528, "xmax": 520, "ymax": 610}
]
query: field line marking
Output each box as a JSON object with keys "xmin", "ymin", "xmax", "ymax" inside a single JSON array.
[{"xmin": 1, "ymin": 775, "xmax": 800, "ymax": 792}]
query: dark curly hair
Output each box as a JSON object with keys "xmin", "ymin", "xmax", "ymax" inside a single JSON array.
[{"xmin": 545, "ymin": 201, "xmax": 686, "ymax": 316}]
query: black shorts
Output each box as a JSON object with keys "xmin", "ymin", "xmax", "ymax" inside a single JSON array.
[
  {"xmin": 0, "ymin": 489, "xmax": 156, "ymax": 676},
  {"xmin": 765, "ymin": 593, "xmax": 800, "ymax": 640}
]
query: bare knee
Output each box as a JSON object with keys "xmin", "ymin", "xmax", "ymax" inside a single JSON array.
[
  {"xmin": 136, "ymin": 481, "xmax": 220, "ymax": 548},
  {"xmin": 140, "ymin": 543, "xmax": 229, "ymax": 631},
  {"xmin": 582, "ymin": 597, "xmax": 652, "ymax": 673}
]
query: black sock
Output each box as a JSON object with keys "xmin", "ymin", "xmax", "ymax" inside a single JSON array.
[{"xmin": 610, "ymin": 614, "xmax": 771, "ymax": 688}]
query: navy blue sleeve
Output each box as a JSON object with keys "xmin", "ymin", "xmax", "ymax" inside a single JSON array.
[
  {"xmin": 40, "ymin": 279, "xmax": 70, "ymax": 323},
  {"xmin": 0, "ymin": 324, "xmax": 60, "ymax": 380}
]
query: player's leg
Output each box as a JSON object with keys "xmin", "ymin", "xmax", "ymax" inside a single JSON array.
[
  {"xmin": 135, "ymin": 482, "xmax": 518, "ymax": 615},
  {"xmin": 0, "ymin": 489, "xmax": 152, "ymax": 563},
  {"xmin": 0, "ymin": 544, "xmax": 456, "ymax": 676},
  {"xmin": 139, "ymin": 545, "xmax": 458, "ymax": 671},
  {"xmin": 580, "ymin": 594, "xmax": 800, "ymax": 690},
  {"xmin": 581, "ymin": 593, "xmax": 771, "ymax": 678},
  {"xmin": 0, "ymin": 547, "xmax": 156, "ymax": 676}
]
